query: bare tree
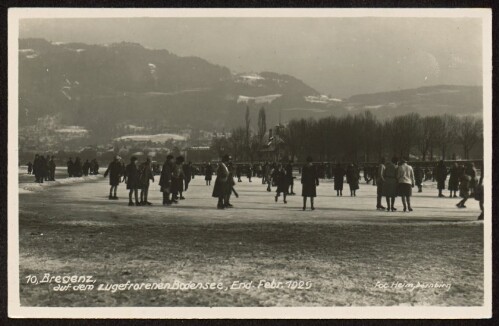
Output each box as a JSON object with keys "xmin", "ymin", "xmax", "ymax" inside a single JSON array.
[
  {"xmin": 257, "ymin": 107, "xmax": 267, "ymax": 146},
  {"xmin": 438, "ymin": 114, "xmax": 459, "ymax": 160},
  {"xmin": 456, "ymin": 116, "xmax": 482, "ymax": 159}
]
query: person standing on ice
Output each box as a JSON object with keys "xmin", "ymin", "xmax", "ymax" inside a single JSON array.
[
  {"xmin": 448, "ymin": 162, "xmax": 460, "ymax": 198},
  {"xmin": 246, "ymin": 164, "xmax": 253, "ymax": 182},
  {"xmin": 27, "ymin": 161, "xmax": 33, "ymax": 175},
  {"xmin": 139, "ymin": 157, "xmax": 154, "ymax": 205},
  {"xmin": 285, "ymin": 160, "xmax": 295, "ymax": 195},
  {"xmin": 183, "ymin": 161, "xmax": 193, "ymax": 191},
  {"xmin": 465, "ymin": 162, "xmax": 477, "ymax": 197},
  {"xmin": 434, "ymin": 160, "xmax": 448, "ymax": 197},
  {"xmin": 40, "ymin": 155, "xmax": 48, "ymax": 182},
  {"xmin": 33, "ymin": 154, "xmax": 42, "ymax": 183},
  {"xmin": 396, "ymin": 158, "xmax": 415, "ymax": 212},
  {"xmin": 346, "ymin": 163, "xmax": 360, "ymax": 197},
  {"xmin": 413, "ymin": 165, "xmax": 424, "ymax": 193},
  {"xmin": 475, "ymin": 165, "xmax": 484, "ymax": 220},
  {"xmin": 376, "ymin": 158, "xmax": 386, "ymax": 210},
  {"xmin": 104, "ymin": 156, "xmax": 122, "ymax": 200},
  {"xmin": 212, "ymin": 154, "xmax": 230, "ymax": 209},
  {"xmin": 456, "ymin": 168, "xmax": 472, "ymax": 209},
  {"xmin": 171, "ymin": 156, "xmax": 185, "ymax": 202},
  {"xmin": 333, "ymin": 163, "xmax": 345, "ymax": 196},
  {"xmin": 82, "ymin": 159, "xmax": 91, "ymax": 176},
  {"xmin": 274, "ymin": 163, "xmax": 289, "ymax": 204},
  {"xmin": 204, "ymin": 162, "xmax": 213, "ymax": 186},
  {"xmin": 159, "ymin": 154, "xmax": 174, "ymax": 205},
  {"xmin": 67, "ymin": 157, "xmax": 74, "ymax": 177},
  {"xmin": 225, "ymin": 160, "xmax": 237, "ymax": 208},
  {"xmin": 236, "ymin": 164, "xmax": 242, "ymax": 182},
  {"xmin": 124, "ymin": 156, "xmax": 140, "ymax": 206},
  {"xmin": 382, "ymin": 157, "xmax": 399, "ymax": 212},
  {"xmin": 74, "ymin": 157, "xmax": 82, "ymax": 177},
  {"xmin": 48, "ymin": 156, "xmax": 56, "ymax": 181},
  {"xmin": 301, "ymin": 156, "xmax": 319, "ymax": 211}
]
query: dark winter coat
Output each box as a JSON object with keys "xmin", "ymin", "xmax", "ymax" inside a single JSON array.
[
  {"xmin": 275, "ymin": 169, "xmax": 289, "ymax": 194},
  {"xmin": 125, "ymin": 163, "xmax": 140, "ymax": 190},
  {"xmin": 301, "ymin": 164, "xmax": 319, "ymax": 197},
  {"xmin": 346, "ymin": 166, "xmax": 360, "ymax": 190},
  {"xmin": 448, "ymin": 166, "xmax": 459, "ymax": 191},
  {"xmin": 159, "ymin": 161, "xmax": 174, "ymax": 192},
  {"xmin": 104, "ymin": 160, "xmax": 122, "ymax": 186},
  {"xmin": 139, "ymin": 163, "xmax": 154, "ymax": 188},
  {"xmin": 204, "ymin": 164, "xmax": 213, "ymax": 181},
  {"xmin": 212, "ymin": 162, "xmax": 229, "ymax": 198},
  {"xmin": 333, "ymin": 167, "xmax": 345, "ymax": 190},
  {"xmin": 435, "ymin": 164, "xmax": 448, "ymax": 190}
]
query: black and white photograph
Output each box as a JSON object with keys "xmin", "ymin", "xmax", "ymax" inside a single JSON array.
[{"xmin": 7, "ymin": 8, "xmax": 492, "ymax": 319}]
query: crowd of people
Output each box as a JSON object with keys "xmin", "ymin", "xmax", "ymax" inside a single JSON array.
[
  {"xmin": 26, "ymin": 153, "xmax": 484, "ymax": 220},
  {"xmin": 102, "ymin": 155, "xmax": 195, "ymax": 206},
  {"xmin": 26, "ymin": 155, "xmax": 101, "ymax": 183},
  {"xmin": 66, "ymin": 157, "xmax": 100, "ymax": 177}
]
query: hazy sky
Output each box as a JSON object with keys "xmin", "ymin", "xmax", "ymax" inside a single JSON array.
[{"xmin": 19, "ymin": 17, "xmax": 483, "ymax": 98}]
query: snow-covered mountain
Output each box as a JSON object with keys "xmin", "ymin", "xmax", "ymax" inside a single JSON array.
[{"xmin": 18, "ymin": 38, "xmax": 482, "ymax": 144}]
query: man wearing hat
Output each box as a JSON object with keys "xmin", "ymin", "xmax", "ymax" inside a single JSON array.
[
  {"xmin": 124, "ymin": 156, "xmax": 140, "ymax": 206},
  {"xmin": 212, "ymin": 154, "xmax": 230, "ymax": 209},
  {"xmin": 159, "ymin": 154, "xmax": 175, "ymax": 205}
]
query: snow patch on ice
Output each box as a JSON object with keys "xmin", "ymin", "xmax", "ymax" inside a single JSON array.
[{"xmin": 20, "ymin": 175, "xmax": 103, "ymax": 193}]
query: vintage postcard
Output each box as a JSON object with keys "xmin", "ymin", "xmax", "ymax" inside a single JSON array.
[{"xmin": 8, "ymin": 8, "xmax": 492, "ymax": 319}]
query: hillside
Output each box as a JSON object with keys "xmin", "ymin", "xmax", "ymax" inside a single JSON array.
[
  {"xmin": 345, "ymin": 85, "xmax": 482, "ymax": 118},
  {"xmin": 18, "ymin": 38, "xmax": 482, "ymax": 147}
]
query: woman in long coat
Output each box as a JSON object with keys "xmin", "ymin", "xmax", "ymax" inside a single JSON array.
[
  {"xmin": 212, "ymin": 155, "xmax": 230, "ymax": 209},
  {"xmin": 346, "ymin": 163, "xmax": 360, "ymax": 196},
  {"xmin": 382, "ymin": 157, "xmax": 399, "ymax": 212},
  {"xmin": 333, "ymin": 163, "xmax": 345, "ymax": 196},
  {"xmin": 274, "ymin": 164, "xmax": 289, "ymax": 204},
  {"xmin": 301, "ymin": 156, "xmax": 319, "ymax": 210}
]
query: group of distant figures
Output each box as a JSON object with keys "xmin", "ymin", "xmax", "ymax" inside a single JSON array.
[
  {"xmin": 26, "ymin": 155, "xmax": 100, "ymax": 183},
  {"xmin": 26, "ymin": 154, "xmax": 56, "ymax": 183},
  {"xmin": 66, "ymin": 157, "xmax": 100, "ymax": 177}
]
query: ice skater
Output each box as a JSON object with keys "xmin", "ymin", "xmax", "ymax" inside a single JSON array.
[
  {"xmin": 204, "ymin": 162, "xmax": 213, "ymax": 186},
  {"xmin": 274, "ymin": 164, "xmax": 289, "ymax": 204},
  {"xmin": 124, "ymin": 156, "xmax": 140, "ymax": 206},
  {"xmin": 383, "ymin": 157, "xmax": 399, "ymax": 212},
  {"xmin": 333, "ymin": 163, "xmax": 345, "ymax": 196},
  {"xmin": 212, "ymin": 155, "xmax": 230, "ymax": 209},
  {"xmin": 376, "ymin": 158, "xmax": 386, "ymax": 210},
  {"xmin": 139, "ymin": 157, "xmax": 154, "ymax": 205},
  {"xmin": 159, "ymin": 155, "xmax": 174, "ymax": 205},
  {"xmin": 104, "ymin": 156, "xmax": 122, "ymax": 200},
  {"xmin": 396, "ymin": 158, "xmax": 415, "ymax": 212},
  {"xmin": 301, "ymin": 156, "xmax": 319, "ymax": 210}
]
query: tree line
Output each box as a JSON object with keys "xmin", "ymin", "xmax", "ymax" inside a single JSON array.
[{"xmin": 212, "ymin": 108, "xmax": 483, "ymax": 163}]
